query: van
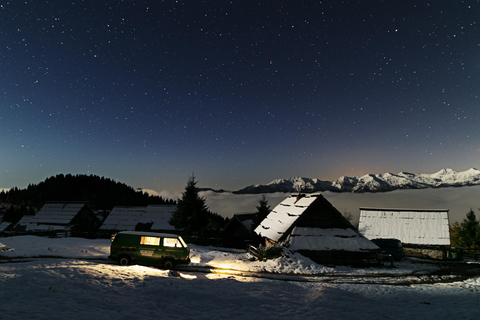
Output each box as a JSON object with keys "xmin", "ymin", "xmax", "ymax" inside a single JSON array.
[
  {"xmin": 109, "ymin": 231, "xmax": 190, "ymax": 269},
  {"xmin": 371, "ymin": 238, "xmax": 405, "ymax": 261}
]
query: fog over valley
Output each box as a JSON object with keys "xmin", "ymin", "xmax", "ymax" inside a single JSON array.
[{"xmin": 193, "ymin": 185, "xmax": 480, "ymax": 226}]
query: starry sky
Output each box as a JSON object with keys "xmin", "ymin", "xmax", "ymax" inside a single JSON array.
[{"xmin": 1, "ymin": 1, "xmax": 479, "ymax": 193}]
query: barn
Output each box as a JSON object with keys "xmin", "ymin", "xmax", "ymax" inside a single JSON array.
[
  {"xmin": 100, "ymin": 204, "xmax": 176, "ymax": 234},
  {"xmin": 254, "ymin": 194, "xmax": 380, "ymax": 265},
  {"xmin": 358, "ymin": 208, "xmax": 451, "ymax": 259},
  {"xmin": 14, "ymin": 202, "xmax": 99, "ymax": 237}
]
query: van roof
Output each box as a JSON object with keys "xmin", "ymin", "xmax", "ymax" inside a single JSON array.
[{"xmin": 117, "ymin": 231, "xmax": 181, "ymax": 238}]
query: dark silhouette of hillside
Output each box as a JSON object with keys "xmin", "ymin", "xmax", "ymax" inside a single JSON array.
[{"xmin": 0, "ymin": 174, "xmax": 175, "ymax": 211}]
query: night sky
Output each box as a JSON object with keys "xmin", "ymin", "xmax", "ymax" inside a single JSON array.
[{"xmin": 2, "ymin": 1, "xmax": 479, "ymax": 193}]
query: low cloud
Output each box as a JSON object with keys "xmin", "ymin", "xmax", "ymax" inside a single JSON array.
[
  {"xmin": 158, "ymin": 189, "xmax": 183, "ymax": 201},
  {"xmin": 200, "ymin": 186, "xmax": 480, "ymax": 225}
]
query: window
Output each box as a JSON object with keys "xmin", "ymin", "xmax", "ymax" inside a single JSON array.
[
  {"xmin": 164, "ymin": 237, "xmax": 182, "ymax": 248},
  {"xmin": 140, "ymin": 236, "xmax": 160, "ymax": 246}
]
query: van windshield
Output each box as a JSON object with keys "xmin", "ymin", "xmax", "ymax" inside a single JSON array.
[
  {"xmin": 178, "ymin": 236, "xmax": 188, "ymax": 249},
  {"xmin": 164, "ymin": 237, "xmax": 183, "ymax": 248}
]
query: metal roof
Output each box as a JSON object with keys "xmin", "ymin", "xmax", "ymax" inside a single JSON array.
[
  {"xmin": 32, "ymin": 203, "xmax": 86, "ymax": 225},
  {"xmin": 14, "ymin": 202, "xmax": 88, "ymax": 232},
  {"xmin": 289, "ymin": 227, "xmax": 379, "ymax": 251},
  {"xmin": 100, "ymin": 205, "xmax": 176, "ymax": 231},
  {"xmin": 358, "ymin": 208, "xmax": 450, "ymax": 245}
]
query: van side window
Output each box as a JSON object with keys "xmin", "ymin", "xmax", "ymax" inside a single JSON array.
[
  {"xmin": 140, "ymin": 236, "xmax": 160, "ymax": 246},
  {"xmin": 164, "ymin": 238, "xmax": 182, "ymax": 248}
]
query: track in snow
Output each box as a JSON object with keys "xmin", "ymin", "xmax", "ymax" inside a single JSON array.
[{"xmin": 175, "ymin": 264, "xmax": 480, "ymax": 285}]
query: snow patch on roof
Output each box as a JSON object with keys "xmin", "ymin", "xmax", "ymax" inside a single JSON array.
[{"xmin": 254, "ymin": 195, "xmax": 318, "ymax": 242}]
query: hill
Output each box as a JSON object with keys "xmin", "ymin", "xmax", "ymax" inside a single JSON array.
[{"xmin": 0, "ymin": 174, "xmax": 175, "ymax": 211}]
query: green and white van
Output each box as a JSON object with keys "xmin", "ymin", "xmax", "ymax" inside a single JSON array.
[{"xmin": 109, "ymin": 231, "xmax": 190, "ymax": 269}]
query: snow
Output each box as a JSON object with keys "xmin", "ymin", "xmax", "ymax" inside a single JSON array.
[
  {"xmin": 289, "ymin": 227, "xmax": 379, "ymax": 251},
  {"xmin": 254, "ymin": 195, "xmax": 318, "ymax": 241},
  {"xmin": 18, "ymin": 202, "xmax": 87, "ymax": 232},
  {"xmin": 359, "ymin": 209, "xmax": 451, "ymax": 245},
  {"xmin": 1, "ymin": 236, "xmax": 479, "ymax": 319},
  {"xmin": 100, "ymin": 205, "xmax": 176, "ymax": 231}
]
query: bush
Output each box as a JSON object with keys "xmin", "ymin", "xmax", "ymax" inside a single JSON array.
[{"xmin": 257, "ymin": 246, "xmax": 283, "ymax": 260}]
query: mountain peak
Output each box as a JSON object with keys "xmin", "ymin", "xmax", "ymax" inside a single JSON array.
[{"xmin": 233, "ymin": 168, "xmax": 480, "ymax": 194}]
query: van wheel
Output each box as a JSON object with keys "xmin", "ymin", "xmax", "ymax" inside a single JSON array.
[
  {"xmin": 163, "ymin": 259, "xmax": 174, "ymax": 270},
  {"xmin": 119, "ymin": 256, "xmax": 131, "ymax": 266}
]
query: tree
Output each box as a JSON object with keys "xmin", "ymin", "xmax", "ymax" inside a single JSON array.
[
  {"xmin": 252, "ymin": 195, "xmax": 271, "ymax": 231},
  {"xmin": 3, "ymin": 205, "xmax": 34, "ymax": 224},
  {"xmin": 0, "ymin": 174, "xmax": 175, "ymax": 211},
  {"xmin": 170, "ymin": 175, "xmax": 225, "ymax": 238},
  {"xmin": 450, "ymin": 221, "xmax": 463, "ymax": 248},
  {"xmin": 450, "ymin": 208, "xmax": 480, "ymax": 250}
]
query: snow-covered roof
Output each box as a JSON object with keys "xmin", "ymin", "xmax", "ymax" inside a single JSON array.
[
  {"xmin": 358, "ymin": 208, "xmax": 450, "ymax": 245},
  {"xmin": 254, "ymin": 195, "xmax": 318, "ymax": 242},
  {"xmin": 15, "ymin": 202, "xmax": 88, "ymax": 232},
  {"xmin": 255, "ymin": 194, "xmax": 379, "ymax": 253},
  {"xmin": 288, "ymin": 227, "xmax": 379, "ymax": 251},
  {"xmin": 241, "ymin": 218, "xmax": 254, "ymax": 232},
  {"xmin": 33, "ymin": 203, "xmax": 86, "ymax": 225},
  {"xmin": 100, "ymin": 205, "xmax": 176, "ymax": 231},
  {"xmin": 0, "ymin": 221, "xmax": 13, "ymax": 232},
  {"xmin": 14, "ymin": 214, "xmax": 35, "ymax": 228},
  {"xmin": 234, "ymin": 213, "xmax": 256, "ymax": 232}
]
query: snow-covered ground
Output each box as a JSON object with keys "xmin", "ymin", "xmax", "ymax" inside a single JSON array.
[{"xmin": 1, "ymin": 236, "xmax": 479, "ymax": 319}]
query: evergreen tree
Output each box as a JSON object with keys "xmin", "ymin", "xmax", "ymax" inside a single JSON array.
[
  {"xmin": 450, "ymin": 208, "xmax": 480, "ymax": 249},
  {"xmin": 3, "ymin": 205, "xmax": 34, "ymax": 224},
  {"xmin": 170, "ymin": 175, "xmax": 224, "ymax": 237},
  {"xmin": 460, "ymin": 209, "xmax": 480, "ymax": 249},
  {"xmin": 252, "ymin": 195, "xmax": 271, "ymax": 230},
  {"xmin": 450, "ymin": 221, "xmax": 463, "ymax": 247}
]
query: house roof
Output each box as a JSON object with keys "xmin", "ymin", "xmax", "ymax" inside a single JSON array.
[
  {"xmin": 15, "ymin": 202, "xmax": 89, "ymax": 232},
  {"xmin": 289, "ymin": 227, "xmax": 379, "ymax": 251},
  {"xmin": 220, "ymin": 213, "xmax": 256, "ymax": 239},
  {"xmin": 0, "ymin": 221, "xmax": 13, "ymax": 232},
  {"xmin": 233, "ymin": 213, "xmax": 256, "ymax": 233},
  {"xmin": 33, "ymin": 202, "xmax": 87, "ymax": 225},
  {"xmin": 14, "ymin": 214, "xmax": 35, "ymax": 228},
  {"xmin": 254, "ymin": 195, "xmax": 317, "ymax": 242},
  {"xmin": 255, "ymin": 194, "xmax": 378, "ymax": 252},
  {"xmin": 358, "ymin": 208, "xmax": 450, "ymax": 245},
  {"xmin": 100, "ymin": 205, "xmax": 176, "ymax": 231}
]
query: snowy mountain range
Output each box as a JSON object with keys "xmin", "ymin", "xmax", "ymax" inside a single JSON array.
[{"xmin": 232, "ymin": 168, "xmax": 480, "ymax": 194}]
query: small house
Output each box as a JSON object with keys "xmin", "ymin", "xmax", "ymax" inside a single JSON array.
[
  {"xmin": 219, "ymin": 213, "xmax": 258, "ymax": 248},
  {"xmin": 358, "ymin": 208, "xmax": 451, "ymax": 259},
  {"xmin": 254, "ymin": 194, "xmax": 379, "ymax": 265},
  {"xmin": 100, "ymin": 205, "xmax": 176, "ymax": 233},
  {"xmin": 14, "ymin": 202, "xmax": 99, "ymax": 237}
]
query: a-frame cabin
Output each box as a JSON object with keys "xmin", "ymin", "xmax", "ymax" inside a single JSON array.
[{"xmin": 254, "ymin": 194, "xmax": 379, "ymax": 265}]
